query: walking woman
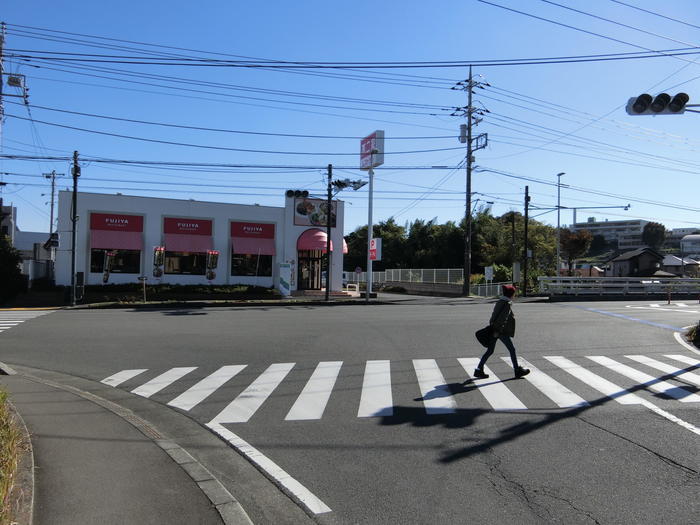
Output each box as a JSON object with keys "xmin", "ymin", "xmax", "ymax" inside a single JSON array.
[{"xmin": 473, "ymin": 284, "xmax": 530, "ymax": 379}]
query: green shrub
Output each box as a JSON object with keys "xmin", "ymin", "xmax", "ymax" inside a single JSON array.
[
  {"xmin": 687, "ymin": 321, "xmax": 700, "ymax": 347},
  {"xmin": 383, "ymin": 286, "xmax": 407, "ymax": 294}
]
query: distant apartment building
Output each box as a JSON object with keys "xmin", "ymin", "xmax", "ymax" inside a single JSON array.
[
  {"xmin": 665, "ymin": 227, "xmax": 700, "ymax": 251},
  {"xmin": 681, "ymin": 234, "xmax": 700, "ymax": 258},
  {"xmin": 572, "ymin": 217, "xmax": 648, "ymax": 251}
]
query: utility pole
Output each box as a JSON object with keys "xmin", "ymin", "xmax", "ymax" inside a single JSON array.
[
  {"xmin": 70, "ymin": 151, "xmax": 80, "ymax": 306},
  {"xmin": 523, "ymin": 186, "xmax": 530, "ymax": 297},
  {"xmin": 0, "ymin": 22, "xmax": 5, "ymax": 137},
  {"xmin": 44, "ymin": 170, "xmax": 60, "ymax": 235},
  {"xmin": 325, "ymin": 164, "xmax": 332, "ymax": 302},
  {"xmin": 454, "ymin": 67, "xmax": 489, "ymax": 296}
]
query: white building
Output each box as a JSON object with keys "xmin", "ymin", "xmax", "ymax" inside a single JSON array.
[
  {"xmin": 573, "ymin": 218, "xmax": 648, "ymax": 250},
  {"xmin": 55, "ymin": 191, "xmax": 347, "ymax": 293},
  {"xmin": 681, "ymin": 234, "xmax": 700, "ymax": 259}
]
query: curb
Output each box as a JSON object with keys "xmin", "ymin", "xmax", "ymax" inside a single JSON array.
[
  {"xmin": 7, "ymin": 400, "xmax": 34, "ymax": 525},
  {"xmin": 14, "ymin": 373, "xmax": 254, "ymax": 525}
]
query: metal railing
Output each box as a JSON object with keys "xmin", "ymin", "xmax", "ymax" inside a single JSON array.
[
  {"xmin": 345, "ymin": 268, "xmax": 510, "ymax": 297},
  {"xmin": 539, "ymin": 276, "xmax": 700, "ymax": 295}
]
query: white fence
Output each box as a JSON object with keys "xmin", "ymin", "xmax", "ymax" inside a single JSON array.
[
  {"xmin": 345, "ymin": 268, "xmax": 510, "ymax": 297},
  {"xmin": 539, "ymin": 276, "xmax": 700, "ymax": 296}
]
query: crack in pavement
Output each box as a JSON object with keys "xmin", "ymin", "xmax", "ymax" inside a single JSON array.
[{"xmin": 577, "ymin": 415, "xmax": 699, "ymax": 478}]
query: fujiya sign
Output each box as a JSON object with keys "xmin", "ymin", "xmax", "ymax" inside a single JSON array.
[
  {"xmin": 90, "ymin": 213, "xmax": 143, "ymax": 232},
  {"xmin": 231, "ymin": 222, "xmax": 275, "ymax": 238},
  {"xmin": 164, "ymin": 217, "xmax": 212, "ymax": 235},
  {"xmin": 360, "ymin": 130, "xmax": 385, "ymax": 171}
]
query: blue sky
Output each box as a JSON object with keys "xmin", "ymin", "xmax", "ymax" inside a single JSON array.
[{"xmin": 2, "ymin": 0, "xmax": 700, "ymax": 238}]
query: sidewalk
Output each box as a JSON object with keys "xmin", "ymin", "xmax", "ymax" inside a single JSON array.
[{"xmin": 0, "ymin": 371, "xmax": 243, "ymax": 525}]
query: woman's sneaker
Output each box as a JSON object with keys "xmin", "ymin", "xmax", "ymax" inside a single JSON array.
[
  {"xmin": 515, "ymin": 366, "xmax": 530, "ymax": 378},
  {"xmin": 473, "ymin": 368, "xmax": 489, "ymax": 379}
]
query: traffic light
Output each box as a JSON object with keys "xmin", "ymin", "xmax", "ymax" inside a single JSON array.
[{"xmin": 626, "ymin": 93, "xmax": 689, "ymax": 115}]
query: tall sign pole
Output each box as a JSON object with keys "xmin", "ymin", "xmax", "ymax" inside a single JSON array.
[
  {"xmin": 523, "ymin": 185, "xmax": 530, "ymax": 297},
  {"xmin": 325, "ymin": 164, "xmax": 332, "ymax": 302},
  {"xmin": 360, "ymin": 130, "xmax": 384, "ymax": 303}
]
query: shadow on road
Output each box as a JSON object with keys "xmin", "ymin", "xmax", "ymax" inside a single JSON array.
[{"xmin": 385, "ymin": 362, "xmax": 700, "ymax": 464}]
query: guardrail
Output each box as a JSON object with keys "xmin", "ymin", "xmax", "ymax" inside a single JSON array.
[{"xmin": 538, "ymin": 276, "xmax": 700, "ymax": 296}]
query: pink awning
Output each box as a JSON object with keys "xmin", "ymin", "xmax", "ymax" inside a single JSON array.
[
  {"xmin": 297, "ymin": 229, "xmax": 333, "ymax": 252},
  {"xmin": 90, "ymin": 230, "xmax": 143, "ymax": 250},
  {"xmin": 297, "ymin": 229, "xmax": 347, "ymax": 253},
  {"xmin": 232, "ymin": 237, "xmax": 276, "ymax": 255},
  {"xmin": 164, "ymin": 233, "xmax": 213, "ymax": 253}
]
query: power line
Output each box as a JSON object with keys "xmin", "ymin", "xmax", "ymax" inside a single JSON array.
[
  {"xmin": 6, "ymin": 100, "xmax": 454, "ymax": 140},
  {"xmin": 6, "ymin": 113, "xmax": 464, "ymax": 156},
  {"xmin": 609, "ymin": 0, "xmax": 700, "ymax": 32}
]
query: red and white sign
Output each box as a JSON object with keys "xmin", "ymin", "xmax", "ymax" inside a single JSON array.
[
  {"xmin": 231, "ymin": 222, "xmax": 276, "ymax": 255},
  {"xmin": 90, "ymin": 213, "xmax": 143, "ymax": 232},
  {"xmin": 164, "ymin": 217, "xmax": 212, "ymax": 236},
  {"xmin": 360, "ymin": 130, "xmax": 385, "ymax": 171},
  {"xmin": 369, "ymin": 237, "xmax": 382, "ymax": 261},
  {"xmin": 231, "ymin": 222, "xmax": 275, "ymax": 238}
]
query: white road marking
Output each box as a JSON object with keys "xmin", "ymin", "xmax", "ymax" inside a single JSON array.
[
  {"xmin": 101, "ymin": 369, "xmax": 149, "ymax": 387},
  {"xmin": 544, "ymin": 356, "xmax": 642, "ymax": 405},
  {"xmin": 459, "ymin": 358, "xmax": 527, "ymax": 410},
  {"xmin": 207, "ymin": 422, "xmax": 332, "ymax": 514},
  {"xmin": 131, "ymin": 367, "xmax": 197, "ymax": 398},
  {"xmin": 357, "ymin": 360, "xmax": 393, "ymax": 417},
  {"xmin": 501, "ymin": 357, "xmax": 589, "ymax": 408},
  {"xmin": 285, "ymin": 361, "xmax": 342, "ymax": 421},
  {"xmin": 665, "ymin": 354, "xmax": 700, "ymax": 367},
  {"xmin": 587, "ymin": 356, "xmax": 700, "ymax": 402},
  {"xmin": 167, "ymin": 365, "xmax": 247, "ymax": 411},
  {"xmin": 625, "ymin": 355, "xmax": 700, "ymax": 388},
  {"xmin": 210, "ymin": 363, "xmax": 295, "ymax": 423},
  {"xmin": 412, "ymin": 359, "xmax": 456, "ymax": 414}
]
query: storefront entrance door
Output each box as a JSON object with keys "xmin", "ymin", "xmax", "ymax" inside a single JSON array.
[{"xmin": 297, "ymin": 250, "xmax": 323, "ymax": 290}]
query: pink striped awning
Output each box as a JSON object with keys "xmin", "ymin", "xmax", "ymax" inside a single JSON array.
[
  {"xmin": 296, "ymin": 229, "xmax": 348, "ymax": 253},
  {"xmin": 90, "ymin": 230, "xmax": 143, "ymax": 250},
  {"xmin": 163, "ymin": 233, "xmax": 213, "ymax": 253},
  {"xmin": 232, "ymin": 237, "xmax": 276, "ymax": 255}
]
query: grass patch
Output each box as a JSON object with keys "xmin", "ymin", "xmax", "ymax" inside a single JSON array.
[{"xmin": 0, "ymin": 388, "xmax": 22, "ymax": 525}]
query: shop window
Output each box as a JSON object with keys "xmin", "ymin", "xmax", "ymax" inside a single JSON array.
[
  {"xmin": 90, "ymin": 249, "xmax": 141, "ymax": 274},
  {"xmin": 164, "ymin": 251, "xmax": 206, "ymax": 275},
  {"xmin": 231, "ymin": 253, "xmax": 272, "ymax": 277}
]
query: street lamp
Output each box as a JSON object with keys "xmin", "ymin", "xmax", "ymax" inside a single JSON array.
[{"xmin": 556, "ymin": 172, "xmax": 566, "ymax": 277}]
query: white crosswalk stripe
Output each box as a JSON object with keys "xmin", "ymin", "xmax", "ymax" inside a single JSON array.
[
  {"xmin": 500, "ymin": 357, "xmax": 589, "ymax": 408},
  {"xmin": 357, "ymin": 360, "xmax": 393, "ymax": 417},
  {"xmin": 168, "ymin": 365, "xmax": 247, "ymax": 411},
  {"xmin": 131, "ymin": 367, "xmax": 197, "ymax": 398},
  {"xmin": 459, "ymin": 358, "xmax": 527, "ymax": 410},
  {"xmin": 586, "ymin": 356, "xmax": 700, "ymax": 402},
  {"xmin": 413, "ymin": 359, "xmax": 456, "ymax": 414},
  {"xmin": 286, "ymin": 361, "xmax": 342, "ymax": 421},
  {"xmin": 210, "ymin": 363, "xmax": 295, "ymax": 424},
  {"xmin": 101, "ymin": 354, "xmax": 700, "ymax": 422},
  {"xmin": 625, "ymin": 355, "xmax": 700, "ymax": 388},
  {"xmin": 543, "ymin": 356, "xmax": 643, "ymax": 405},
  {"xmin": 0, "ymin": 311, "xmax": 53, "ymax": 333}
]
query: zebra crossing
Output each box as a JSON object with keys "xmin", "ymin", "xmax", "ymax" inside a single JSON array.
[
  {"xmin": 101, "ymin": 354, "xmax": 700, "ymax": 424},
  {"xmin": 0, "ymin": 310, "xmax": 54, "ymax": 334}
]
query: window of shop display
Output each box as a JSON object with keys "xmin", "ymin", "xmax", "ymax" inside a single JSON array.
[
  {"xmin": 164, "ymin": 251, "xmax": 207, "ymax": 275},
  {"xmin": 231, "ymin": 253, "xmax": 273, "ymax": 276},
  {"xmin": 90, "ymin": 249, "xmax": 141, "ymax": 273}
]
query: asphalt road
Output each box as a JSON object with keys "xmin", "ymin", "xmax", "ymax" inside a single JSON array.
[{"xmin": 1, "ymin": 296, "xmax": 699, "ymax": 524}]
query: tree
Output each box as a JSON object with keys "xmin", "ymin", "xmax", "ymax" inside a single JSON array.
[
  {"xmin": 0, "ymin": 236, "xmax": 24, "ymax": 304},
  {"xmin": 560, "ymin": 229, "xmax": 593, "ymax": 275},
  {"xmin": 642, "ymin": 222, "xmax": 666, "ymax": 250}
]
